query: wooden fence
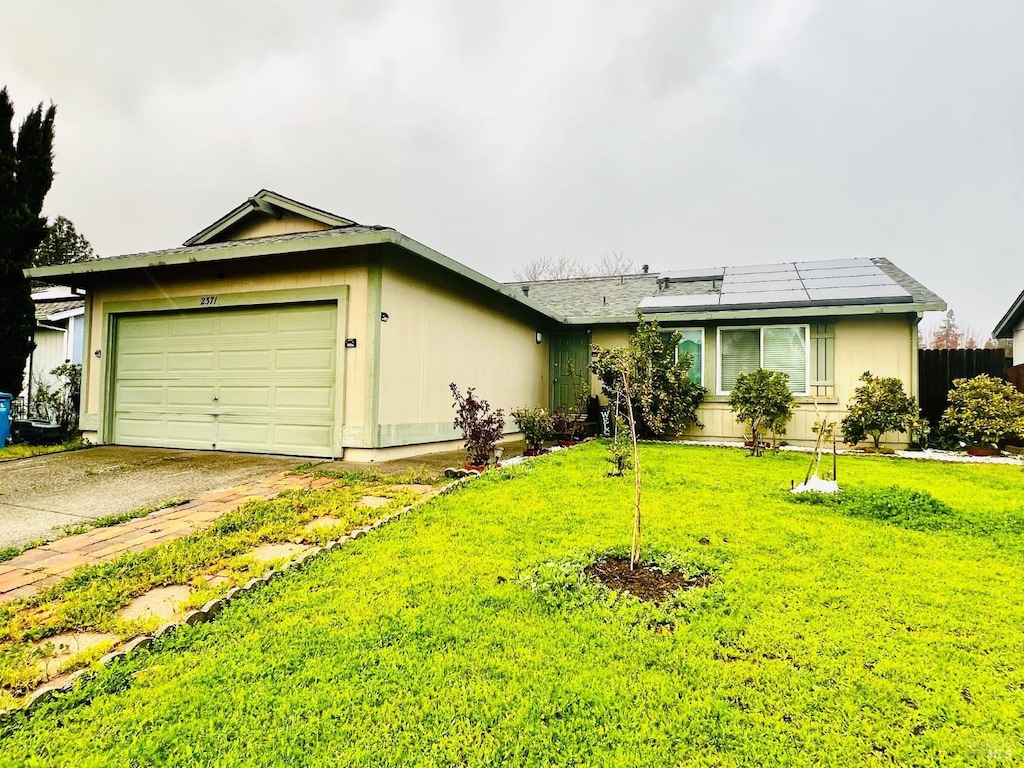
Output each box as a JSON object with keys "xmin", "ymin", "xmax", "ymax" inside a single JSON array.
[{"xmin": 918, "ymin": 348, "xmax": 1009, "ymax": 427}]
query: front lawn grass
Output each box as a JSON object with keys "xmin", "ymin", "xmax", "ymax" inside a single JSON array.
[
  {"xmin": 0, "ymin": 474, "xmax": 421, "ymax": 700},
  {"xmin": 2, "ymin": 444, "xmax": 1022, "ymax": 766}
]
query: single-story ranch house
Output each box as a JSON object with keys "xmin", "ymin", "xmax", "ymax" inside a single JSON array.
[
  {"xmin": 27, "ymin": 190, "xmax": 945, "ymax": 460},
  {"xmin": 993, "ymin": 290, "xmax": 1024, "ymax": 365}
]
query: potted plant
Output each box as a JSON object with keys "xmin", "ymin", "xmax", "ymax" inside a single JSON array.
[
  {"xmin": 512, "ymin": 406, "xmax": 553, "ymax": 456},
  {"xmin": 939, "ymin": 374, "xmax": 1024, "ymax": 456},
  {"xmin": 450, "ymin": 383, "xmax": 505, "ymax": 471}
]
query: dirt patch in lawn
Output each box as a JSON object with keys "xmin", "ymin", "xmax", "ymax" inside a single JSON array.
[{"xmin": 584, "ymin": 556, "xmax": 712, "ymax": 602}]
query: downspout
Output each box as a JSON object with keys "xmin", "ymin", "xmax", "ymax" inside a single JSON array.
[
  {"xmin": 26, "ymin": 325, "xmax": 36, "ymax": 417},
  {"xmin": 912, "ymin": 312, "xmax": 922, "ymax": 405}
]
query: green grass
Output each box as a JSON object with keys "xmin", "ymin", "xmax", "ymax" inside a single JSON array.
[
  {"xmin": 0, "ymin": 480, "xmax": 420, "ymax": 698},
  {"xmin": 0, "ymin": 438, "xmax": 87, "ymax": 463},
  {"xmin": 2, "ymin": 444, "xmax": 1022, "ymax": 766}
]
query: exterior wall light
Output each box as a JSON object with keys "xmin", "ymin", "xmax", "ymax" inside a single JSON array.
[
  {"xmin": 380, "ymin": 312, "xmax": 389, "ymax": 322},
  {"xmin": 536, "ymin": 331, "xmax": 543, "ymax": 344}
]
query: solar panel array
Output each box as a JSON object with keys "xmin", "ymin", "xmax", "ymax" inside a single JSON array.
[{"xmin": 638, "ymin": 258, "xmax": 913, "ymax": 313}]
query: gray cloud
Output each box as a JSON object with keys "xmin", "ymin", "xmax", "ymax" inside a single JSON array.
[{"xmin": 2, "ymin": 0, "xmax": 1021, "ymax": 334}]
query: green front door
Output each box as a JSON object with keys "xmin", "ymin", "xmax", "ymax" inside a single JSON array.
[{"xmin": 550, "ymin": 332, "xmax": 590, "ymax": 410}]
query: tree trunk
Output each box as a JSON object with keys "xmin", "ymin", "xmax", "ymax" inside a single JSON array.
[{"xmin": 621, "ymin": 370, "xmax": 642, "ymax": 570}]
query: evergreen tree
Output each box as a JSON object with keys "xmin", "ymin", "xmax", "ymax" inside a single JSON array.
[
  {"xmin": 32, "ymin": 215, "xmax": 95, "ymax": 267},
  {"xmin": 0, "ymin": 87, "xmax": 56, "ymax": 398}
]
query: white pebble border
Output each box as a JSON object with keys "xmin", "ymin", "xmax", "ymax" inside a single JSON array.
[{"xmin": 669, "ymin": 438, "xmax": 1024, "ymax": 466}]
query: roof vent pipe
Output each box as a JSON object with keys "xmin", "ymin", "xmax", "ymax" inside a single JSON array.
[
  {"xmin": 642, "ymin": 264, "xmax": 649, "ymax": 274},
  {"xmin": 521, "ymin": 285, "xmax": 530, "ymax": 296}
]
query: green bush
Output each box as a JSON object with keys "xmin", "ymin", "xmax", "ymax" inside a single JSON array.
[
  {"xmin": 592, "ymin": 313, "xmax": 705, "ymax": 438},
  {"xmin": 840, "ymin": 371, "xmax": 918, "ymax": 450},
  {"xmin": 728, "ymin": 368, "xmax": 795, "ymax": 456},
  {"xmin": 511, "ymin": 406, "xmax": 553, "ymax": 452},
  {"xmin": 939, "ymin": 374, "xmax": 1024, "ymax": 449},
  {"xmin": 607, "ymin": 414, "xmax": 633, "ymax": 476}
]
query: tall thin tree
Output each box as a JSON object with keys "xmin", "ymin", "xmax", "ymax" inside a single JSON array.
[{"xmin": 0, "ymin": 87, "xmax": 56, "ymax": 398}]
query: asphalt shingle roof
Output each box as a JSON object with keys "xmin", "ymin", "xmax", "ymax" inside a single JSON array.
[{"xmin": 506, "ymin": 257, "xmax": 944, "ymax": 321}]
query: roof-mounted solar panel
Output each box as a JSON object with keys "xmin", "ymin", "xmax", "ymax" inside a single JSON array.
[
  {"xmin": 660, "ymin": 267, "xmax": 725, "ymax": 283},
  {"xmin": 638, "ymin": 294, "xmax": 721, "ymax": 311}
]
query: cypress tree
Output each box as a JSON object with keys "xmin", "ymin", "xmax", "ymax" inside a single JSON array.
[{"xmin": 0, "ymin": 87, "xmax": 56, "ymax": 398}]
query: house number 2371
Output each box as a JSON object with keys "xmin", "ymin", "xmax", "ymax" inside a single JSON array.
[{"xmin": 200, "ymin": 296, "xmax": 218, "ymax": 306}]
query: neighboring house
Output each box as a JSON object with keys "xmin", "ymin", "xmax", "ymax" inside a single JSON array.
[
  {"xmin": 21, "ymin": 286, "xmax": 86, "ymax": 414},
  {"xmin": 26, "ymin": 190, "xmax": 945, "ymax": 459},
  {"xmin": 993, "ymin": 290, "xmax": 1024, "ymax": 365},
  {"xmin": 509, "ymin": 257, "xmax": 945, "ymax": 447}
]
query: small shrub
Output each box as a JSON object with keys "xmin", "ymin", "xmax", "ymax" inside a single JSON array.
[
  {"xmin": 791, "ymin": 485, "xmax": 954, "ymax": 532},
  {"xmin": 450, "ymin": 384, "xmax": 505, "ymax": 466},
  {"xmin": 607, "ymin": 414, "xmax": 633, "ymax": 476},
  {"xmin": 939, "ymin": 374, "xmax": 1024, "ymax": 449},
  {"xmin": 728, "ymin": 369, "xmax": 795, "ymax": 457},
  {"xmin": 29, "ymin": 363, "xmax": 82, "ymax": 438},
  {"xmin": 511, "ymin": 406, "xmax": 553, "ymax": 452},
  {"xmin": 841, "ymin": 371, "xmax": 918, "ymax": 451},
  {"xmin": 592, "ymin": 314, "xmax": 706, "ymax": 438},
  {"xmin": 551, "ymin": 405, "xmax": 585, "ymax": 442}
]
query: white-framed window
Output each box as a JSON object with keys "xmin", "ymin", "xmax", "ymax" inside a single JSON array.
[
  {"xmin": 717, "ymin": 324, "xmax": 810, "ymax": 395},
  {"xmin": 673, "ymin": 328, "xmax": 704, "ymax": 386}
]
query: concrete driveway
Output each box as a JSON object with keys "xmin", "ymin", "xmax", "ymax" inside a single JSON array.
[{"xmin": 0, "ymin": 447, "xmax": 308, "ymax": 550}]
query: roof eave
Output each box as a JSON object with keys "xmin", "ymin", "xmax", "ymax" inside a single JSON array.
[
  {"xmin": 992, "ymin": 290, "xmax": 1024, "ymax": 339},
  {"xmin": 25, "ymin": 228, "xmax": 566, "ymax": 325},
  {"xmin": 182, "ymin": 190, "xmax": 355, "ymax": 246},
  {"xmin": 564, "ymin": 301, "xmax": 946, "ymax": 326}
]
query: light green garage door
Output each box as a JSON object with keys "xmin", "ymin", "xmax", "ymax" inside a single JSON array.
[{"xmin": 112, "ymin": 303, "xmax": 338, "ymax": 457}]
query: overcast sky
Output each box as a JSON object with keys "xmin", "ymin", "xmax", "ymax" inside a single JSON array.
[{"xmin": 3, "ymin": 1, "xmax": 1022, "ymax": 337}]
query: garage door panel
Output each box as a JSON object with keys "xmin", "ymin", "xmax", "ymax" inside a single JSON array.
[
  {"xmin": 117, "ymin": 352, "xmax": 166, "ymax": 374},
  {"xmin": 166, "ymin": 351, "xmax": 217, "ymax": 373},
  {"xmin": 113, "ymin": 302, "xmax": 339, "ymax": 456},
  {"xmin": 115, "ymin": 383, "xmax": 166, "ymax": 407},
  {"xmin": 275, "ymin": 349, "xmax": 335, "ymax": 372},
  {"xmin": 119, "ymin": 316, "xmax": 168, "ymax": 340},
  {"xmin": 217, "ymin": 421, "xmax": 271, "ymax": 451},
  {"xmin": 219, "ymin": 350, "xmax": 273, "ymax": 372},
  {"xmin": 275, "ymin": 305, "xmax": 337, "ymax": 332},
  {"xmin": 273, "ymin": 424, "xmax": 333, "ymax": 455},
  {"xmin": 219, "ymin": 312, "xmax": 273, "ymax": 336},
  {"xmin": 218, "ymin": 386, "xmax": 273, "ymax": 408},
  {"xmin": 275, "ymin": 386, "xmax": 333, "ymax": 409},
  {"xmin": 167, "ymin": 385, "xmax": 217, "ymax": 407}
]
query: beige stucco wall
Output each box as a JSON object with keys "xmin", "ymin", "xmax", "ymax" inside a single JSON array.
[
  {"xmin": 589, "ymin": 314, "xmax": 918, "ymax": 447},
  {"xmin": 217, "ymin": 211, "xmax": 332, "ymax": 242},
  {"xmin": 376, "ymin": 262, "xmax": 549, "ymax": 447},
  {"xmin": 1015, "ymin": 325, "xmax": 1024, "ymax": 366},
  {"xmin": 79, "ymin": 251, "xmax": 371, "ymax": 452}
]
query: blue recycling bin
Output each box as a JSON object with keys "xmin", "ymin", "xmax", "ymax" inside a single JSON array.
[{"xmin": 0, "ymin": 392, "xmax": 11, "ymax": 446}]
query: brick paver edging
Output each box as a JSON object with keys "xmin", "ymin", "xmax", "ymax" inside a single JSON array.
[
  {"xmin": 0, "ymin": 471, "xmax": 483, "ymax": 720},
  {"xmin": 0, "ymin": 472, "xmax": 338, "ymax": 605}
]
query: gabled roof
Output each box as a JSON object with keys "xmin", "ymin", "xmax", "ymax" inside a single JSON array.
[
  {"xmin": 182, "ymin": 189, "xmax": 356, "ymax": 246},
  {"xmin": 26, "ymin": 225, "xmax": 566, "ymax": 325},
  {"xmin": 508, "ymin": 257, "xmax": 945, "ymax": 324},
  {"xmin": 993, "ymin": 289, "xmax": 1024, "ymax": 339}
]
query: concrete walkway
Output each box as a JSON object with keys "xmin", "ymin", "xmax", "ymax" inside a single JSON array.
[
  {"xmin": 0, "ymin": 471, "xmax": 337, "ymax": 604},
  {"xmin": 0, "ymin": 446, "xmax": 303, "ymax": 550}
]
